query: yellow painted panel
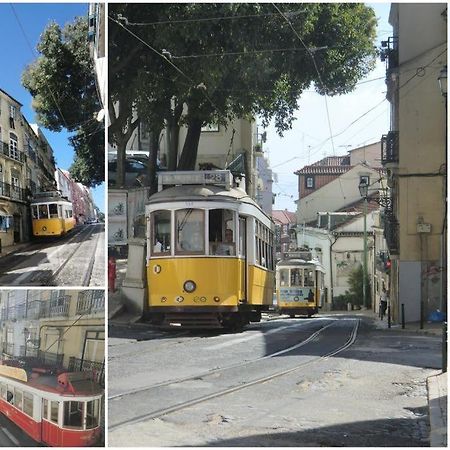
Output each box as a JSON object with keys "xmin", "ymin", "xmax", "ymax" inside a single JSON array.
[
  {"xmin": 32, "ymin": 218, "xmax": 64, "ymax": 236},
  {"xmin": 148, "ymin": 258, "xmax": 245, "ymax": 308},
  {"xmin": 248, "ymin": 265, "xmax": 275, "ymax": 306}
]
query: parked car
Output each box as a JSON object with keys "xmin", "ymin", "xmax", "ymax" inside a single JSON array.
[{"xmin": 108, "ymin": 158, "xmax": 149, "ymax": 187}]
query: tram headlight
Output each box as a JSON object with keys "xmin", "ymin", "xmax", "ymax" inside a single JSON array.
[
  {"xmin": 153, "ymin": 265, "xmax": 161, "ymax": 274},
  {"xmin": 183, "ymin": 280, "xmax": 196, "ymax": 293},
  {"xmin": 213, "ymin": 296, "xmax": 220, "ymax": 303}
]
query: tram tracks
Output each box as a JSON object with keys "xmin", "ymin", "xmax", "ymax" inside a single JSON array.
[{"xmin": 109, "ymin": 318, "xmax": 360, "ymax": 431}]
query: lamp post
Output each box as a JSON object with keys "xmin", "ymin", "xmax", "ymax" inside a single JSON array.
[{"xmin": 358, "ymin": 178, "xmax": 369, "ymax": 309}]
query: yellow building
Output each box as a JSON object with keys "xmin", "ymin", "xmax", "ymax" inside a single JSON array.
[{"xmin": 383, "ymin": 4, "xmax": 447, "ymax": 322}]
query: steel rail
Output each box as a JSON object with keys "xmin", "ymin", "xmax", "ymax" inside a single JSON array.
[
  {"xmin": 109, "ymin": 319, "xmax": 360, "ymax": 431},
  {"xmin": 81, "ymin": 225, "xmax": 102, "ymax": 286}
]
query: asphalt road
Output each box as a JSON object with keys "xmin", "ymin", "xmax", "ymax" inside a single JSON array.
[
  {"xmin": 0, "ymin": 223, "xmax": 105, "ymax": 286},
  {"xmin": 108, "ymin": 314, "xmax": 441, "ymax": 447}
]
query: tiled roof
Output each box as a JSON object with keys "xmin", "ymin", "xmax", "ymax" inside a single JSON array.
[
  {"xmin": 272, "ymin": 209, "xmax": 296, "ymax": 225},
  {"xmin": 295, "ymin": 165, "xmax": 353, "ymax": 175}
]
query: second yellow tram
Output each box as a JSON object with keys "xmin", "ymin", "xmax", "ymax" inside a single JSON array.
[
  {"xmin": 276, "ymin": 256, "xmax": 325, "ymax": 318},
  {"xmin": 145, "ymin": 170, "xmax": 275, "ymax": 330},
  {"xmin": 31, "ymin": 191, "xmax": 76, "ymax": 237}
]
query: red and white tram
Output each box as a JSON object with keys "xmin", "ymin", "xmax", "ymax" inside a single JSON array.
[{"xmin": 0, "ymin": 362, "xmax": 103, "ymax": 447}]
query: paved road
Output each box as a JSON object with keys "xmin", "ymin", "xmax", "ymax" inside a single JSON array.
[
  {"xmin": 0, "ymin": 224, "xmax": 105, "ymax": 286},
  {"xmin": 108, "ymin": 314, "xmax": 441, "ymax": 447}
]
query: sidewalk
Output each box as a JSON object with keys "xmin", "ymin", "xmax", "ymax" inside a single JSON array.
[
  {"xmin": 428, "ymin": 372, "xmax": 447, "ymax": 447},
  {"xmin": 0, "ymin": 241, "xmax": 31, "ymax": 257}
]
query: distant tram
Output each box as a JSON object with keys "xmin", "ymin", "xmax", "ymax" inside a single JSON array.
[
  {"xmin": 145, "ymin": 170, "xmax": 275, "ymax": 330},
  {"xmin": 276, "ymin": 254, "xmax": 325, "ymax": 317},
  {"xmin": 0, "ymin": 361, "xmax": 103, "ymax": 446},
  {"xmin": 31, "ymin": 191, "xmax": 76, "ymax": 237}
]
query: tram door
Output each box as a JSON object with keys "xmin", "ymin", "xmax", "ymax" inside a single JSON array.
[
  {"xmin": 238, "ymin": 216, "xmax": 247, "ymax": 301},
  {"xmin": 42, "ymin": 398, "xmax": 61, "ymax": 446}
]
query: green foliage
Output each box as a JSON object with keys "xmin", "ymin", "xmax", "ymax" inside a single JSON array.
[
  {"xmin": 22, "ymin": 17, "xmax": 104, "ymax": 187},
  {"xmin": 347, "ymin": 264, "xmax": 371, "ymax": 307},
  {"xmin": 109, "ymin": 3, "xmax": 378, "ymax": 171}
]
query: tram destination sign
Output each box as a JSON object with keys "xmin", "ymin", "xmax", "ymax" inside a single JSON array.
[{"xmin": 158, "ymin": 170, "xmax": 232, "ymax": 191}]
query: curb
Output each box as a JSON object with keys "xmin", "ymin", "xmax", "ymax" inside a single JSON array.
[{"xmin": 427, "ymin": 373, "xmax": 447, "ymax": 447}]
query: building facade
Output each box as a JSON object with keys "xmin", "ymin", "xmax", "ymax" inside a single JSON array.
[
  {"xmin": 0, "ymin": 290, "xmax": 105, "ymax": 386},
  {"xmin": 382, "ymin": 4, "xmax": 447, "ymax": 322}
]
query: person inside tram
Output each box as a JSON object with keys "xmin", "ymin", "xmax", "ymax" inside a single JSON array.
[{"xmin": 215, "ymin": 228, "xmax": 235, "ymax": 255}]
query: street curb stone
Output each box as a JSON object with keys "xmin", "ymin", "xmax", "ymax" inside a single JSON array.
[{"xmin": 427, "ymin": 372, "xmax": 447, "ymax": 447}]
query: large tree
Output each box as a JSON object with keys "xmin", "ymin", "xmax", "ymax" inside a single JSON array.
[
  {"xmin": 109, "ymin": 3, "xmax": 378, "ymax": 187},
  {"xmin": 22, "ymin": 17, "xmax": 104, "ymax": 187}
]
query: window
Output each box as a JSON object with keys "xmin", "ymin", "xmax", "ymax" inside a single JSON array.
[
  {"xmin": 13, "ymin": 388, "xmax": 22, "ymax": 410},
  {"xmin": 280, "ymin": 269, "xmax": 289, "ymax": 286},
  {"xmin": 63, "ymin": 401, "xmax": 83, "ymax": 429},
  {"xmin": 9, "ymin": 133, "xmax": 19, "ymax": 160},
  {"xmin": 208, "ymin": 209, "xmax": 235, "ymax": 256},
  {"xmin": 50, "ymin": 400, "xmax": 59, "ymax": 423},
  {"xmin": 175, "ymin": 209, "xmax": 205, "ymax": 255},
  {"xmin": 304, "ymin": 270, "xmax": 315, "ymax": 287},
  {"xmin": 49, "ymin": 204, "xmax": 58, "ymax": 218},
  {"xmin": 86, "ymin": 399, "xmax": 100, "ymax": 429},
  {"xmin": 9, "ymin": 105, "xmax": 16, "ymax": 119},
  {"xmin": 305, "ymin": 176, "xmax": 315, "ymax": 189},
  {"xmin": 291, "ymin": 268, "xmax": 303, "ymax": 286},
  {"xmin": 0, "ymin": 216, "xmax": 13, "ymax": 232},
  {"xmin": 38, "ymin": 204, "xmax": 49, "ymax": 219},
  {"xmin": 151, "ymin": 210, "xmax": 171, "ymax": 256},
  {"xmin": 23, "ymin": 392, "xmax": 33, "ymax": 417},
  {"xmin": 360, "ymin": 175, "xmax": 370, "ymax": 187}
]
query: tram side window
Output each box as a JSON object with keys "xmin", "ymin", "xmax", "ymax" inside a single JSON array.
[
  {"xmin": 6, "ymin": 387, "xmax": 13, "ymax": 403},
  {"xmin": 175, "ymin": 209, "xmax": 205, "ymax": 254},
  {"xmin": 13, "ymin": 388, "xmax": 22, "ymax": 410},
  {"xmin": 38, "ymin": 204, "xmax": 49, "ymax": 219},
  {"xmin": 51, "ymin": 401, "xmax": 59, "ymax": 423},
  {"xmin": 151, "ymin": 210, "xmax": 171, "ymax": 255},
  {"xmin": 23, "ymin": 392, "xmax": 33, "ymax": 417},
  {"xmin": 208, "ymin": 209, "xmax": 235, "ymax": 256},
  {"xmin": 31, "ymin": 205, "xmax": 38, "ymax": 219},
  {"xmin": 0, "ymin": 383, "xmax": 5, "ymax": 400},
  {"xmin": 86, "ymin": 399, "xmax": 100, "ymax": 429},
  {"xmin": 63, "ymin": 401, "xmax": 83, "ymax": 429}
]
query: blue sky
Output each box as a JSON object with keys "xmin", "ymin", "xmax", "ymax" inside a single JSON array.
[
  {"xmin": 266, "ymin": 2, "xmax": 393, "ymax": 211},
  {"xmin": 0, "ymin": 3, "xmax": 104, "ymax": 212}
]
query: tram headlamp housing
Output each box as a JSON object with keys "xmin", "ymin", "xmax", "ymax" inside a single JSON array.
[
  {"xmin": 183, "ymin": 280, "xmax": 196, "ymax": 293},
  {"xmin": 213, "ymin": 296, "xmax": 220, "ymax": 303}
]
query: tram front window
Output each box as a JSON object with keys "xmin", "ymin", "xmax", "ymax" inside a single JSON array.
[
  {"xmin": 151, "ymin": 210, "xmax": 171, "ymax": 255},
  {"xmin": 38, "ymin": 204, "xmax": 49, "ymax": 219},
  {"xmin": 209, "ymin": 209, "xmax": 235, "ymax": 255},
  {"xmin": 86, "ymin": 399, "xmax": 100, "ymax": 429},
  {"xmin": 49, "ymin": 203, "xmax": 58, "ymax": 218},
  {"xmin": 280, "ymin": 269, "xmax": 289, "ymax": 286},
  {"xmin": 291, "ymin": 269, "xmax": 303, "ymax": 287},
  {"xmin": 304, "ymin": 270, "xmax": 315, "ymax": 287},
  {"xmin": 176, "ymin": 209, "xmax": 205, "ymax": 254},
  {"xmin": 63, "ymin": 401, "xmax": 83, "ymax": 429}
]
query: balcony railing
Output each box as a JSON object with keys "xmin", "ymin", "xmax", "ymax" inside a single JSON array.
[
  {"xmin": 381, "ymin": 131, "xmax": 399, "ymax": 165},
  {"xmin": 384, "ymin": 207, "xmax": 399, "ymax": 255},
  {"xmin": 20, "ymin": 351, "xmax": 64, "ymax": 369},
  {"xmin": 49, "ymin": 296, "xmax": 71, "ymax": 317},
  {"xmin": 0, "ymin": 181, "xmax": 26, "ymax": 202},
  {"xmin": 68, "ymin": 357, "xmax": 105, "ymax": 387},
  {"xmin": 0, "ymin": 141, "xmax": 26, "ymax": 163},
  {"xmin": 76, "ymin": 292, "xmax": 105, "ymax": 315}
]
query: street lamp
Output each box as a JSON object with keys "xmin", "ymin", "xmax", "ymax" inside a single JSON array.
[{"xmin": 358, "ymin": 178, "xmax": 369, "ymax": 309}]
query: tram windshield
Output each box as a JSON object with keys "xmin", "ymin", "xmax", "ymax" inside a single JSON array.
[
  {"xmin": 175, "ymin": 209, "xmax": 205, "ymax": 254},
  {"xmin": 38, "ymin": 204, "xmax": 49, "ymax": 219},
  {"xmin": 49, "ymin": 203, "xmax": 59, "ymax": 218},
  {"xmin": 279, "ymin": 267, "xmax": 316, "ymax": 288},
  {"xmin": 208, "ymin": 209, "xmax": 235, "ymax": 256}
]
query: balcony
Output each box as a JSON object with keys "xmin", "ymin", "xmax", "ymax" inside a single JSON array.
[
  {"xmin": 0, "ymin": 141, "xmax": 26, "ymax": 163},
  {"xmin": 68, "ymin": 357, "xmax": 105, "ymax": 387},
  {"xmin": 383, "ymin": 207, "xmax": 399, "ymax": 255},
  {"xmin": 49, "ymin": 296, "xmax": 71, "ymax": 317},
  {"xmin": 0, "ymin": 181, "xmax": 27, "ymax": 202},
  {"xmin": 381, "ymin": 131, "xmax": 399, "ymax": 165},
  {"xmin": 2, "ymin": 343, "xmax": 14, "ymax": 356},
  {"xmin": 76, "ymin": 291, "xmax": 105, "ymax": 315}
]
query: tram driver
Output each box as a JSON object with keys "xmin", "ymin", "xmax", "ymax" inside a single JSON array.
[{"xmin": 215, "ymin": 228, "xmax": 235, "ymax": 256}]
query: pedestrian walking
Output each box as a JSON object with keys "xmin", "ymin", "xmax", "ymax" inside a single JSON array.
[{"xmin": 379, "ymin": 287, "xmax": 388, "ymax": 320}]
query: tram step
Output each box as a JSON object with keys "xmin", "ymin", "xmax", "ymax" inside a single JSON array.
[{"xmin": 161, "ymin": 313, "xmax": 222, "ymax": 329}]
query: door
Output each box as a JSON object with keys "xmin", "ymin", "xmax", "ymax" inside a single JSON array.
[
  {"xmin": 13, "ymin": 214, "xmax": 20, "ymax": 243},
  {"xmin": 239, "ymin": 216, "xmax": 247, "ymax": 302}
]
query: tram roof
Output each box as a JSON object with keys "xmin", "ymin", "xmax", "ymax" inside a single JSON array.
[
  {"xmin": 277, "ymin": 258, "xmax": 324, "ymax": 269},
  {"xmin": 148, "ymin": 185, "xmax": 258, "ymax": 207},
  {"xmin": 30, "ymin": 196, "xmax": 71, "ymax": 204}
]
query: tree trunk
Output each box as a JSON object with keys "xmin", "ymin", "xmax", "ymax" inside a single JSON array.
[
  {"xmin": 177, "ymin": 117, "xmax": 203, "ymax": 170},
  {"xmin": 166, "ymin": 102, "xmax": 183, "ymax": 171},
  {"xmin": 115, "ymin": 137, "xmax": 127, "ymax": 188},
  {"xmin": 148, "ymin": 130, "xmax": 161, "ymax": 195}
]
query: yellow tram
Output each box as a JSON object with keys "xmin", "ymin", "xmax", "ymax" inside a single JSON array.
[
  {"xmin": 31, "ymin": 191, "xmax": 76, "ymax": 237},
  {"xmin": 276, "ymin": 254, "xmax": 325, "ymax": 318},
  {"xmin": 145, "ymin": 170, "xmax": 275, "ymax": 330}
]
